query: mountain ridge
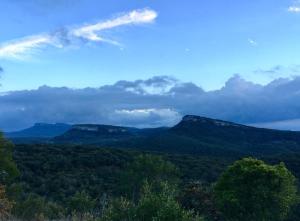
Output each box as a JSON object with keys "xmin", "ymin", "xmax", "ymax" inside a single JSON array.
[
  {"xmin": 6, "ymin": 115, "xmax": 300, "ymax": 157},
  {"xmin": 52, "ymin": 115, "xmax": 300, "ymax": 156}
]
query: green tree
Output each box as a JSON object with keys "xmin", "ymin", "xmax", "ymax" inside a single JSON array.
[
  {"xmin": 179, "ymin": 183, "xmax": 221, "ymax": 221},
  {"xmin": 121, "ymin": 154, "xmax": 180, "ymax": 201},
  {"xmin": 101, "ymin": 197, "xmax": 135, "ymax": 221},
  {"xmin": 136, "ymin": 181, "xmax": 203, "ymax": 221},
  {"xmin": 0, "ymin": 132, "xmax": 19, "ymax": 183},
  {"xmin": 14, "ymin": 194, "xmax": 64, "ymax": 221},
  {"xmin": 0, "ymin": 132, "xmax": 19, "ymax": 219},
  {"xmin": 102, "ymin": 181, "xmax": 204, "ymax": 221},
  {"xmin": 214, "ymin": 157, "xmax": 298, "ymax": 221},
  {"xmin": 68, "ymin": 191, "xmax": 96, "ymax": 220}
]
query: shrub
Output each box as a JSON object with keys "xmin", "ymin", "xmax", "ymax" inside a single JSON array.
[
  {"xmin": 0, "ymin": 185, "xmax": 13, "ymax": 220},
  {"xmin": 215, "ymin": 158, "xmax": 298, "ymax": 221}
]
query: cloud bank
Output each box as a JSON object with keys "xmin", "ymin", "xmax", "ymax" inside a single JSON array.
[
  {"xmin": 2, "ymin": 75, "xmax": 300, "ymax": 131},
  {"xmin": 0, "ymin": 8, "xmax": 157, "ymax": 60}
]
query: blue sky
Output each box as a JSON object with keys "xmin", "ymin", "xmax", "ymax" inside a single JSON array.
[
  {"xmin": 1, "ymin": 0, "xmax": 300, "ymax": 92},
  {"xmin": 2, "ymin": 0, "xmax": 300, "ymax": 131}
]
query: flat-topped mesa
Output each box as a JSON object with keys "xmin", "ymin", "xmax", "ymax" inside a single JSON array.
[
  {"xmin": 54, "ymin": 124, "xmax": 138, "ymax": 143},
  {"xmin": 181, "ymin": 115, "xmax": 242, "ymax": 127}
]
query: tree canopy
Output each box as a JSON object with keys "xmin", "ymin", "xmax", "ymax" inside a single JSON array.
[
  {"xmin": 215, "ymin": 157, "xmax": 298, "ymax": 221},
  {"xmin": 120, "ymin": 154, "xmax": 180, "ymax": 200},
  {"xmin": 103, "ymin": 181, "xmax": 204, "ymax": 221},
  {"xmin": 0, "ymin": 132, "xmax": 19, "ymax": 183}
]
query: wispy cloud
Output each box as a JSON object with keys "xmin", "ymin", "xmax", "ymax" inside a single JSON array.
[
  {"xmin": 0, "ymin": 66, "xmax": 3, "ymax": 86},
  {"xmin": 248, "ymin": 38, "xmax": 258, "ymax": 46},
  {"xmin": 0, "ymin": 34, "xmax": 57, "ymax": 60},
  {"xmin": 0, "ymin": 8, "xmax": 157, "ymax": 60},
  {"xmin": 288, "ymin": 6, "xmax": 300, "ymax": 12},
  {"xmin": 72, "ymin": 8, "xmax": 157, "ymax": 43},
  {"xmin": 254, "ymin": 65, "xmax": 300, "ymax": 78}
]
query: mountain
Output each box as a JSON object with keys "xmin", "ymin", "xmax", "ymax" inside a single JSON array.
[
  {"xmin": 54, "ymin": 124, "xmax": 168, "ymax": 144},
  {"xmin": 169, "ymin": 115, "xmax": 300, "ymax": 154},
  {"xmin": 53, "ymin": 115, "xmax": 300, "ymax": 156},
  {"xmin": 5, "ymin": 123, "xmax": 72, "ymax": 138}
]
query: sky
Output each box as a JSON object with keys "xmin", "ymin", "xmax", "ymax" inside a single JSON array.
[{"xmin": 1, "ymin": 0, "xmax": 300, "ymax": 131}]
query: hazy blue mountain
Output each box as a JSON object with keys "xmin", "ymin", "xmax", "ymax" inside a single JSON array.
[{"xmin": 5, "ymin": 123, "xmax": 72, "ymax": 138}]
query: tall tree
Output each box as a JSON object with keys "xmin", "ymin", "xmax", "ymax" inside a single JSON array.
[
  {"xmin": 0, "ymin": 132, "xmax": 19, "ymax": 219},
  {"xmin": 0, "ymin": 132, "xmax": 19, "ymax": 184},
  {"xmin": 68, "ymin": 191, "xmax": 96, "ymax": 220},
  {"xmin": 215, "ymin": 157, "xmax": 298, "ymax": 221}
]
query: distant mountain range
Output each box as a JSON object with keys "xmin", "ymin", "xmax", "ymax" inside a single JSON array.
[
  {"xmin": 6, "ymin": 115, "xmax": 300, "ymax": 156},
  {"xmin": 5, "ymin": 123, "xmax": 71, "ymax": 138}
]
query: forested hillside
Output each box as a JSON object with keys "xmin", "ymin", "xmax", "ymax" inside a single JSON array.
[
  {"xmin": 2, "ymin": 116, "xmax": 300, "ymax": 220},
  {"xmin": 9, "ymin": 143, "xmax": 300, "ymax": 220}
]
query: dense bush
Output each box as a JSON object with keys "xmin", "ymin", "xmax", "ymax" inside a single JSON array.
[
  {"xmin": 120, "ymin": 154, "xmax": 180, "ymax": 201},
  {"xmin": 215, "ymin": 158, "xmax": 298, "ymax": 221},
  {"xmin": 13, "ymin": 194, "xmax": 64, "ymax": 220},
  {"xmin": 0, "ymin": 132, "xmax": 19, "ymax": 184},
  {"xmin": 68, "ymin": 191, "xmax": 96, "ymax": 218},
  {"xmin": 102, "ymin": 181, "xmax": 204, "ymax": 221},
  {"xmin": 179, "ymin": 183, "xmax": 222, "ymax": 221},
  {"xmin": 0, "ymin": 184, "xmax": 13, "ymax": 220},
  {"xmin": 13, "ymin": 144, "xmax": 232, "ymax": 203}
]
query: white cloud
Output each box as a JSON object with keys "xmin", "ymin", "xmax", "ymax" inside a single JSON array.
[
  {"xmin": 288, "ymin": 6, "xmax": 300, "ymax": 12},
  {"xmin": 0, "ymin": 8, "xmax": 157, "ymax": 60},
  {"xmin": 248, "ymin": 38, "xmax": 257, "ymax": 46},
  {"xmin": 113, "ymin": 108, "xmax": 181, "ymax": 128},
  {"xmin": 0, "ymin": 34, "xmax": 55, "ymax": 60},
  {"xmin": 115, "ymin": 108, "xmax": 176, "ymax": 118},
  {"xmin": 71, "ymin": 8, "xmax": 157, "ymax": 42}
]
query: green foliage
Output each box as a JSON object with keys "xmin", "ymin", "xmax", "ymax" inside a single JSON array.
[
  {"xmin": 0, "ymin": 132, "xmax": 19, "ymax": 183},
  {"xmin": 120, "ymin": 154, "xmax": 180, "ymax": 200},
  {"xmin": 0, "ymin": 184, "xmax": 13, "ymax": 220},
  {"xmin": 136, "ymin": 181, "xmax": 203, "ymax": 221},
  {"xmin": 215, "ymin": 157, "xmax": 298, "ymax": 221},
  {"xmin": 68, "ymin": 191, "xmax": 96, "ymax": 216},
  {"xmin": 14, "ymin": 194, "xmax": 64, "ymax": 220},
  {"xmin": 102, "ymin": 154, "xmax": 203, "ymax": 220},
  {"xmin": 102, "ymin": 181, "xmax": 204, "ymax": 221},
  {"xmin": 13, "ymin": 144, "xmax": 234, "ymax": 203},
  {"xmin": 14, "ymin": 144, "xmax": 134, "ymax": 202},
  {"xmin": 101, "ymin": 197, "xmax": 135, "ymax": 221},
  {"xmin": 179, "ymin": 183, "xmax": 221, "ymax": 221},
  {"xmin": 8, "ymin": 144, "xmax": 300, "ymax": 220}
]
